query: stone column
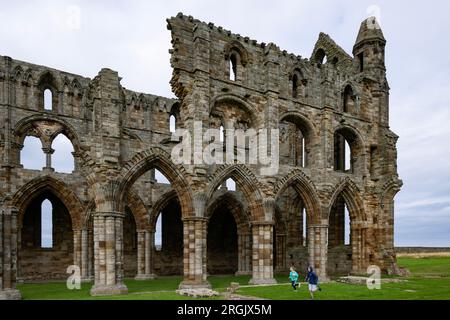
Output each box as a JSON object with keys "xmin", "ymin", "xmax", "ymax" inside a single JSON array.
[
  {"xmin": 134, "ymin": 230, "xmax": 156, "ymax": 280},
  {"xmin": 135, "ymin": 231, "xmax": 145, "ymax": 279},
  {"xmin": 0, "ymin": 206, "xmax": 21, "ymax": 300},
  {"xmin": 73, "ymin": 229, "xmax": 82, "ymax": 274},
  {"xmin": 235, "ymin": 232, "xmax": 252, "ymax": 276},
  {"xmin": 71, "ymin": 151, "xmax": 80, "ymax": 173},
  {"xmin": 81, "ymin": 229, "xmax": 90, "ymax": 281},
  {"xmin": 249, "ymin": 222, "xmax": 277, "ymax": 285},
  {"xmin": 42, "ymin": 147, "xmax": 54, "ymax": 171},
  {"xmin": 307, "ymin": 224, "xmax": 328, "ymax": 281},
  {"xmin": 90, "ymin": 212, "xmax": 128, "ymax": 296},
  {"xmin": 87, "ymin": 229, "xmax": 94, "ymax": 280},
  {"xmin": 179, "ymin": 217, "xmax": 211, "ymax": 289},
  {"xmin": 144, "ymin": 230, "xmax": 156, "ymax": 279},
  {"xmin": 351, "ymin": 222, "xmax": 368, "ymax": 274}
]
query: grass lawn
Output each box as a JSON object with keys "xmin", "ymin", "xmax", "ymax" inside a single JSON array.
[
  {"xmin": 16, "ymin": 256, "xmax": 450, "ymax": 300},
  {"xmin": 236, "ymin": 256, "xmax": 450, "ymax": 300}
]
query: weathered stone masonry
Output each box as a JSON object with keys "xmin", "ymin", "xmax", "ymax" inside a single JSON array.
[{"xmin": 0, "ymin": 13, "xmax": 402, "ymax": 298}]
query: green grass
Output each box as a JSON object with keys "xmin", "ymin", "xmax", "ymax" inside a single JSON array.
[
  {"xmin": 16, "ymin": 257, "xmax": 450, "ymax": 300},
  {"xmin": 236, "ymin": 277, "xmax": 450, "ymax": 300},
  {"xmin": 235, "ymin": 256, "xmax": 450, "ymax": 300},
  {"xmin": 397, "ymin": 256, "xmax": 450, "ymax": 277}
]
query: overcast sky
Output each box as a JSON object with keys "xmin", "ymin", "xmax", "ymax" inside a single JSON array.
[{"xmin": 2, "ymin": 0, "xmax": 449, "ymax": 247}]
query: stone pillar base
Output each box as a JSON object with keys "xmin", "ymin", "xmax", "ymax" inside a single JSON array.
[
  {"xmin": 178, "ymin": 281, "xmax": 212, "ymax": 290},
  {"xmin": 248, "ymin": 278, "xmax": 278, "ymax": 285},
  {"xmin": 134, "ymin": 274, "xmax": 157, "ymax": 281},
  {"xmin": 235, "ymin": 271, "xmax": 252, "ymax": 276},
  {"xmin": 0, "ymin": 289, "xmax": 22, "ymax": 300},
  {"xmin": 90, "ymin": 284, "xmax": 128, "ymax": 296}
]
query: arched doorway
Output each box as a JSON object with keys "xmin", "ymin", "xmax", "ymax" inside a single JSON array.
[
  {"xmin": 327, "ymin": 181, "xmax": 367, "ymax": 276},
  {"xmin": 327, "ymin": 194, "xmax": 352, "ymax": 276},
  {"xmin": 153, "ymin": 199, "xmax": 183, "ymax": 276},
  {"xmin": 206, "ymin": 191, "xmax": 246, "ymax": 275}
]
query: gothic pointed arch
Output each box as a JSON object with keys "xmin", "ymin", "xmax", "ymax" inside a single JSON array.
[
  {"xmin": 206, "ymin": 164, "xmax": 268, "ymax": 221},
  {"xmin": 328, "ymin": 177, "xmax": 366, "ymax": 222},
  {"xmin": 11, "ymin": 176, "xmax": 84, "ymax": 229},
  {"xmin": 119, "ymin": 147, "xmax": 194, "ymax": 218},
  {"xmin": 223, "ymin": 40, "xmax": 249, "ymax": 66},
  {"xmin": 274, "ymin": 169, "xmax": 322, "ymax": 223}
]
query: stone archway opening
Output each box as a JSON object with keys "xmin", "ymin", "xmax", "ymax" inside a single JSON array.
[
  {"xmin": 275, "ymin": 186, "xmax": 309, "ymax": 274},
  {"xmin": 207, "ymin": 203, "xmax": 238, "ymax": 275},
  {"xmin": 153, "ymin": 199, "xmax": 183, "ymax": 276},
  {"xmin": 327, "ymin": 194, "xmax": 352, "ymax": 276},
  {"xmin": 18, "ymin": 191, "xmax": 73, "ymax": 281}
]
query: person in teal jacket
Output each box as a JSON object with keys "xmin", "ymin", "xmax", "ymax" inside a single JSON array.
[{"xmin": 289, "ymin": 267, "xmax": 300, "ymax": 291}]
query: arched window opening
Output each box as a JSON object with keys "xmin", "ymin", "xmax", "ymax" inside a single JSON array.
[
  {"xmin": 328, "ymin": 195, "xmax": 350, "ymax": 248},
  {"xmin": 334, "ymin": 131, "xmax": 355, "ymax": 174},
  {"xmin": 155, "ymin": 213, "xmax": 162, "ymax": 251},
  {"xmin": 229, "ymin": 54, "xmax": 237, "ymax": 81},
  {"xmin": 345, "ymin": 140, "xmax": 351, "ymax": 172},
  {"xmin": 315, "ymin": 49, "xmax": 327, "ymax": 66},
  {"xmin": 302, "ymin": 207, "xmax": 307, "ymax": 246},
  {"xmin": 343, "ymin": 85, "xmax": 355, "ymax": 113},
  {"xmin": 44, "ymin": 89, "xmax": 53, "ymax": 110},
  {"xmin": 292, "ymin": 74, "xmax": 299, "ymax": 98},
  {"xmin": 52, "ymin": 134, "xmax": 75, "ymax": 173},
  {"xmin": 344, "ymin": 204, "xmax": 350, "ymax": 245},
  {"xmin": 279, "ymin": 118, "xmax": 310, "ymax": 168},
  {"xmin": 154, "ymin": 169, "xmax": 171, "ymax": 185},
  {"xmin": 301, "ymin": 136, "xmax": 306, "ymax": 168},
  {"xmin": 357, "ymin": 52, "xmax": 364, "ymax": 72},
  {"xmin": 169, "ymin": 115, "xmax": 176, "ymax": 133},
  {"xmin": 41, "ymin": 199, "xmax": 53, "ymax": 248},
  {"xmin": 219, "ymin": 125, "xmax": 225, "ymax": 143},
  {"xmin": 21, "ymin": 136, "xmax": 45, "ymax": 170}
]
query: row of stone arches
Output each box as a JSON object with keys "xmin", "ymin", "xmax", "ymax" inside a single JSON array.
[{"xmin": 1, "ymin": 145, "xmax": 384, "ymax": 288}]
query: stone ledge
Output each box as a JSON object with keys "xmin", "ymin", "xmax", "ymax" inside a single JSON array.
[
  {"xmin": 337, "ymin": 276, "xmax": 408, "ymax": 285},
  {"xmin": 90, "ymin": 284, "xmax": 128, "ymax": 296},
  {"xmin": 176, "ymin": 288, "xmax": 219, "ymax": 298},
  {"xmin": 248, "ymin": 278, "xmax": 277, "ymax": 285},
  {"xmin": 178, "ymin": 281, "xmax": 212, "ymax": 290},
  {"xmin": 0, "ymin": 289, "xmax": 22, "ymax": 300}
]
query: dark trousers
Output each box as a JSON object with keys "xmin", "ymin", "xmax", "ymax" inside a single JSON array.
[{"xmin": 291, "ymin": 281, "xmax": 298, "ymax": 290}]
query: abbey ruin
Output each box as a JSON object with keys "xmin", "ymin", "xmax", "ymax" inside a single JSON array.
[{"xmin": 0, "ymin": 13, "xmax": 402, "ymax": 298}]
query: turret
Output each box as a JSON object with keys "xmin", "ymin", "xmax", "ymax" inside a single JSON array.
[{"xmin": 353, "ymin": 17, "xmax": 386, "ymax": 76}]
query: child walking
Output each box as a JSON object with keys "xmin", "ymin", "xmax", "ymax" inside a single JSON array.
[
  {"xmin": 305, "ymin": 266, "xmax": 320, "ymax": 299},
  {"xmin": 289, "ymin": 267, "xmax": 300, "ymax": 291}
]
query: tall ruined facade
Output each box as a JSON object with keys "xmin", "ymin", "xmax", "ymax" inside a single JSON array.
[{"xmin": 0, "ymin": 14, "xmax": 402, "ymax": 299}]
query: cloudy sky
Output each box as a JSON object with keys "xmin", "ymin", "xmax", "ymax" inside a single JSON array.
[{"xmin": 2, "ymin": 0, "xmax": 449, "ymax": 247}]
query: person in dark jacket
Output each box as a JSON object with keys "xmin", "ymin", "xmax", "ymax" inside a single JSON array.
[{"xmin": 305, "ymin": 266, "xmax": 319, "ymax": 299}]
